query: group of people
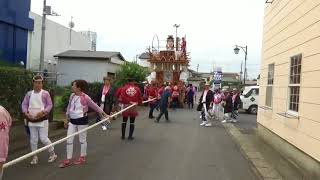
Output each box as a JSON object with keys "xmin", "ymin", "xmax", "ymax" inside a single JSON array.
[
  {"xmin": 144, "ymin": 81, "xmax": 197, "ymax": 111},
  {"xmin": 144, "ymin": 81, "xmax": 197, "ymax": 122},
  {"xmin": 0, "ymin": 75, "xmax": 241, "ymax": 179},
  {"xmin": 197, "ymin": 82, "xmax": 241, "ymax": 127},
  {"xmin": 0, "ymin": 74, "xmax": 148, "ymax": 176}
]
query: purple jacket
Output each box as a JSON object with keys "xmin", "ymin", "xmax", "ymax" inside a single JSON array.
[
  {"xmin": 66, "ymin": 93, "xmax": 103, "ymax": 117},
  {"xmin": 21, "ymin": 90, "xmax": 53, "ymax": 114}
]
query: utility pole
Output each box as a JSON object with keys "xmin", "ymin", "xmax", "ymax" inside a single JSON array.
[
  {"xmin": 69, "ymin": 16, "xmax": 74, "ymax": 45},
  {"xmin": 39, "ymin": 0, "xmax": 47, "ymax": 71},
  {"xmin": 240, "ymin": 61, "xmax": 243, "ymax": 82},
  {"xmin": 39, "ymin": 0, "xmax": 59, "ymax": 71},
  {"xmin": 244, "ymin": 46, "xmax": 248, "ymax": 85},
  {"xmin": 173, "ymin": 24, "xmax": 180, "ymax": 51}
]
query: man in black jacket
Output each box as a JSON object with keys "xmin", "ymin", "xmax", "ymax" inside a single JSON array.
[
  {"xmin": 197, "ymin": 82, "xmax": 214, "ymax": 127},
  {"xmin": 97, "ymin": 77, "xmax": 117, "ymax": 130}
]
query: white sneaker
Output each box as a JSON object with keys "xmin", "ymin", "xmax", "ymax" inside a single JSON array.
[
  {"xmin": 30, "ymin": 156, "xmax": 38, "ymax": 165},
  {"xmin": 48, "ymin": 154, "xmax": 58, "ymax": 163},
  {"xmin": 102, "ymin": 125, "xmax": 107, "ymax": 131},
  {"xmin": 200, "ymin": 121, "xmax": 206, "ymax": 126},
  {"xmin": 221, "ymin": 120, "xmax": 227, "ymax": 123},
  {"xmin": 232, "ymin": 119, "xmax": 238, "ymax": 123},
  {"xmin": 205, "ymin": 123, "xmax": 212, "ymax": 127}
]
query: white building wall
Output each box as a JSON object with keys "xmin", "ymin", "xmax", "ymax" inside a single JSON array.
[
  {"xmin": 27, "ymin": 12, "xmax": 92, "ymax": 70},
  {"xmin": 139, "ymin": 59, "xmax": 150, "ymax": 68},
  {"xmin": 57, "ymin": 58, "xmax": 121, "ymax": 86},
  {"xmin": 110, "ymin": 56, "xmax": 125, "ymax": 65}
]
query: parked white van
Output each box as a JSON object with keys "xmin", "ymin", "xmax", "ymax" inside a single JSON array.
[{"xmin": 240, "ymin": 86, "xmax": 259, "ymax": 114}]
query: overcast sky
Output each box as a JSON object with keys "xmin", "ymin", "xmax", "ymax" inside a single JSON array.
[{"xmin": 31, "ymin": 0, "xmax": 265, "ymax": 79}]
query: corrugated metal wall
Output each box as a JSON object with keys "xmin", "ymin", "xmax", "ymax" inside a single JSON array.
[{"xmin": 0, "ymin": 0, "xmax": 34, "ymax": 66}]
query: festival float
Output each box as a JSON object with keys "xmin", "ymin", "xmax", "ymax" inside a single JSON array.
[{"xmin": 147, "ymin": 34, "xmax": 190, "ymax": 85}]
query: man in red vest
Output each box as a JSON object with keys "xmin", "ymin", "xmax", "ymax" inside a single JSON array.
[{"xmin": 119, "ymin": 78, "xmax": 143, "ymax": 140}]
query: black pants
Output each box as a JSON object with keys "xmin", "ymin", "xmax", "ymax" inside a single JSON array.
[
  {"xmin": 122, "ymin": 117, "xmax": 136, "ymax": 138},
  {"xmin": 187, "ymin": 97, "xmax": 194, "ymax": 109},
  {"xmin": 149, "ymin": 103, "xmax": 157, "ymax": 118},
  {"xmin": 157, "ymin": 107, "xmax": 169, "ymax": 121}
]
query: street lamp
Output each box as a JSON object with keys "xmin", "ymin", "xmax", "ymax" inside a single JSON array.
[{"xmin": 234, "ymin": 45, "xmax": 248, "ymax": 85}]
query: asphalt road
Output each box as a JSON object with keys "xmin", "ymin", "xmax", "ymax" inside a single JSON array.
[{"xmin": 3, "ymin": 107, "xmax": 258, "ymax": 180}]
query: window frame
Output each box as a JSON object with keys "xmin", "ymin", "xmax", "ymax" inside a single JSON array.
[
  {"xmin": 287, "ymin": 54, "xmax": 302, "ymax": 117},
  {"xmin": 265, "ymin": 63, "xmax": 275, "ymax": 108}
]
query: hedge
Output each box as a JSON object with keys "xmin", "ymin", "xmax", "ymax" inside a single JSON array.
[{"xmin": 0, "ymin": 66, "xmax": 34, "ymax": 120}]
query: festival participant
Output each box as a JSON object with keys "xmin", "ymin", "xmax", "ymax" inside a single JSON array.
[
  {"xmin": 158, "ymin": 83, "xmax": 165, "ymax": 98},
  {"xmin": 155, "ymin": 86, "xmax": 172, "ymax": 123},
  {"xmin": 213, "ymin": 89, "xmax": 224, "ymax": 120},
  {"xmin": 171, "ymin": 83, "xmax": 180, "ymax": 110},
  {"xmin": 197, "ymin": 82, "xmax": 214, "ymax": 127},
  {"xmin": 179, "ymin": 82, "xmax": 186, "ymax": 108},
  {"xmin": 21, "ymin": 75, "xmax": 57, "ymax": 165},
  {"xmin": 222, "ymin": 91, "xmax": 233, "ymax": 123},
  {"xmin": 231, "ymin": 88, "xmax": 241, "ymax": 123},
  {"xmin": 59, "ymin": 80, "xmax": 108, "ymax": 168},
  {"xmin": 119, "ymin": 78, "xmax": 143, "ymax": 140},
  {"xmin": 186, "ymin": 84, "xmax": 196, "ymax": 109},
  {"xmin": 0, "ymin": 106, "xmax": 12, "ymax": 180},
  {"xmin": 148, "ymin": 81, "xmax": 158, "ymax": 119},
  {"xmin": 97, "ymin": 77, "xmax": 117, "ymax": 130}
]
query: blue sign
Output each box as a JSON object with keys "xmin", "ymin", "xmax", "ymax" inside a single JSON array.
[{"xmin": 214, "ymin": 71, "xmax": 223, "ymax": 84}]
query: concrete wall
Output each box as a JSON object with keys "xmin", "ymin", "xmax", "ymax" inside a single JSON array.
[
  {"xmin": 57, "ymin": 57, "xmax": 122, "ymax": 86},
  {"xmin": 258, "ymin": 0, "xmax": 320, "ymax": 165},
  {"xmin": 27, "ymin": 12, "xmax": 92, "ymax": 70}
]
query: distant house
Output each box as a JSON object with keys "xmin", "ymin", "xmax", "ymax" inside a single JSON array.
[
  {"xmin": 222, "ymin": 72, "xmax": 241, "ymax": 87},
  {"xmin": 186, "ymin": 69, "xmax": 203, "ymax": 90},
  {"xmin": 54, "ymin": 50, "xmax": 125, "ymax": 86},
  {"xmin": 138, "ymin": 52, "xmax": 151, "ymax": 68}
]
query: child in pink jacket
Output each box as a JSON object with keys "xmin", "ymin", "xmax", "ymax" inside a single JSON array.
[{"xmin": 0, "ymin": 106, "xmax": 12, "ymax": 180}]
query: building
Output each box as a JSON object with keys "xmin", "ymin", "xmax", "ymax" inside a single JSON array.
[
  {"xmin": 187, "ymin": 69, "xmax": 203, "ymax": 91},
  {"xmin": 0, "ymin": 0, "xmax": 34, "ymax": 66},
  {"xmin": 80, "ymin": 31, "xmax": 97, "ymax": 51},
  {"xmin": 54, "ymin": 50, "xmax": 125, "ymax": 86},
  {"xmin": 138, "ymin": 52, "xmax": 151, "ymax": 68},
  {"xmin": 27, "ymin": 12, "xmax": 92, "ymax": 70},
  {"xmin": 221, "ymin": 72, "xmax": 241, "ymax": 88},
  {"xmin": 258, "ymin": 0, "xmax": 320, "ymax": 178}
]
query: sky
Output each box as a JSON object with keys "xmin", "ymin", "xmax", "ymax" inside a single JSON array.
[{"xmin": 31, "ymin": 0, "xmax": 265, "ymax": 79}]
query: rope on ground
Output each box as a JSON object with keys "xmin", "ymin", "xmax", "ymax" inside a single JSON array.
[{"xmin": 3, "ymin": 99, "xmax": 154, "ymax": 169}]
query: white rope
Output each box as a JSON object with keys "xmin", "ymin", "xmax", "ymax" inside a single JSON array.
[{"xmin": 3, "ymin": 99, "xmax": 155, "ymax": 169}]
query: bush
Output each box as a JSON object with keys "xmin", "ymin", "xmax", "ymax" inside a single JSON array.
[
  {"xmin": 0, "ymin": 66, "xmax": 33, "ymax": 120},
  {"xmin": 114, "ymin": 62, "xmax": 149, "ymax": 88}
]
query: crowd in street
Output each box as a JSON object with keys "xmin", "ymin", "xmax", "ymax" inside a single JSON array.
[
  {"xmin": 0, "ymin": 75, "xmax": 242, "ymax": 179},
  {"xmin": 197, "ymin": 82, "xmax": 241, "ymax": 127}
]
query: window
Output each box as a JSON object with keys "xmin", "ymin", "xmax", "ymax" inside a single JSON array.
[
  {"xmin": 244, "ymin": 88, "xmax": 259, "ymax": 98},
  {"xmin": 288, "ymin": 54, "xmax": 302, "ymax": 113},
  {"xmin": 266, "ymin": 64, "xmax": 274, "ymax": 107}
]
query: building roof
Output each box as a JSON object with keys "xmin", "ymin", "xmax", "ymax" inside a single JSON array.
[
  {"xmin": 54, "ymin": 50, "xmax": 125, "ymax": 61},
  {"xmin": 139, "ymin": 52, "xmax": 151, "ymax": 60}
]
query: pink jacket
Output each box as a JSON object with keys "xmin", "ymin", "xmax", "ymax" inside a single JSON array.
[
  {"xmin": 0, "ymin": 106, "xmax": 12, "ymax": 163},
  {"xmin": 66, "ymin": 93, "xmax": 103, "ymax": 117},
  {"xmin": 21, "ymin": 90, "xmax": 53, "ymax": 114}
]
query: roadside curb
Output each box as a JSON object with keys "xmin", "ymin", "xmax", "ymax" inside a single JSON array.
[{"xmin": 223, "ymin": 123, "xmax": 283, "ymax": 180}]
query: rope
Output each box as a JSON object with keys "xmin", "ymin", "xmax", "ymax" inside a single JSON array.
[{"xmin": 3, "ymin": 99, "xmax": 155, "ymax": 169}]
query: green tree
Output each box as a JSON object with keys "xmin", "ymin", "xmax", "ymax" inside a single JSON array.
[{"xmin": 114, "ymin": 61, "xmax": 149, "ymax": 88}]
